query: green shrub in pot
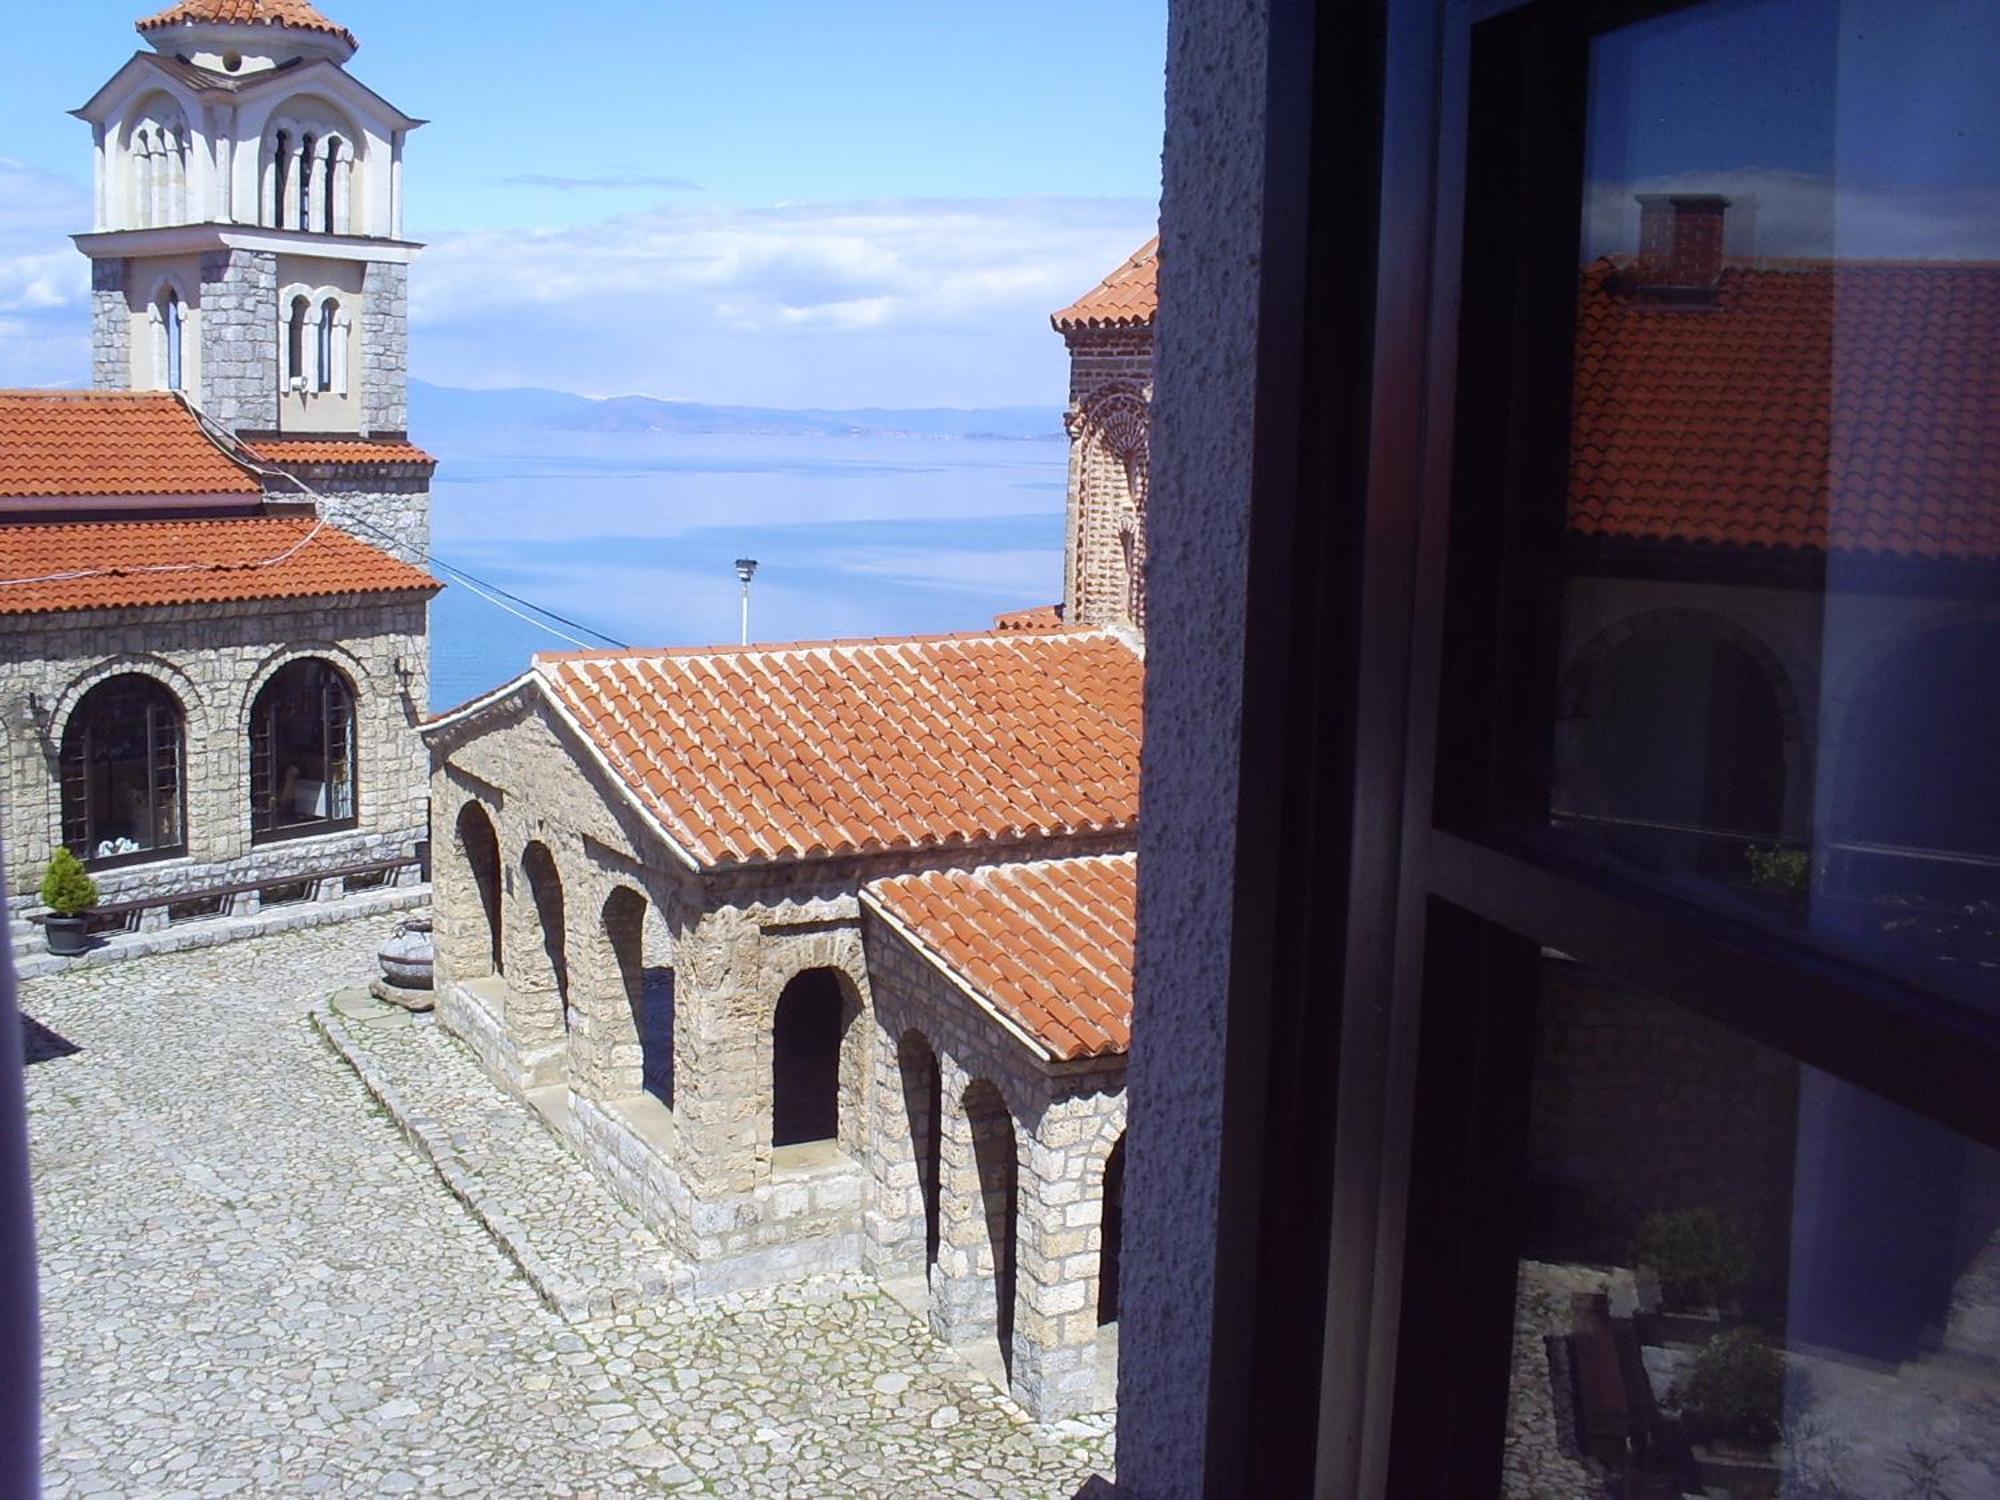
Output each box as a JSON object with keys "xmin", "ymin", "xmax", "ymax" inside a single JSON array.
[
  {"xmin": 1632, "ymin": 1206, "xmax": 1754, "ymax": 1312},
  {"xmin": 1673, "ymin": 1327, "xmax": 1785, "ymax": 1445},
  {"xmin": 39, "ymin": 848, "xmax": 98, "ymax": 917}
]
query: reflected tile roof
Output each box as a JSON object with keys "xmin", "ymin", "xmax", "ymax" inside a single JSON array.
[
  {"xmin": 532, "ymin": 631, "xmax": 1143, "ymax": 869},
  {"xmin": 0, "ymin": 516, "xmax": 438, "ymax": 615},
  {"xmin": 866, "ymin": 854, "xmax": 1135, "ymax": 1060},
  {"xmin": 1570, "ymin": 259, "xmax": 2000, "ymax": 560},
  {"xmin": 1053, "ymin": 238, "xmax": 1160, "ymax": 332},
  {"xmin": 0, "ymin": 392, "xmax": 260, "ymax": 499}
]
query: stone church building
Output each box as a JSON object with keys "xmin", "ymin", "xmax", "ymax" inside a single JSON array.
[
  {"xmin": 424, "ymin": 240, "xmax": 1160, "ymax": 1422},
  {"xmin": 0, "ymin": 1, "xmax": 437, "ymax": 935}
]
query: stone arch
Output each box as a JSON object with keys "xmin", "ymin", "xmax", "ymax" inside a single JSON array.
[
  {"xmin": 575, "ymin": 884, "xmax": 672, "ymax": 1104},
  {"xmin": 773, "ymin": 967, "xmax": 859, "ymax": 1148},
  {"xmin": 239, "ymin": 641, "xmax": 374, "ymax": 736},
  {"xmin": 120, "ymin": 91, "xmax": 191, "ymax": 228},
  {"xmin": 260, "ymin": 97, "xmax": 363, "ymax": 231},
  {"xmin": 963, "ymin": 1078, "xmax": 1021, "ymax": 1378},
  {"xmin": 52, "ymin": 655, "xmax": 211, "ymax": 754},
  {"xmin": 451, "ymin": 801, "xmax": 502, "ymax": 978},
  {"xmin": 57, "ymin": 673, "xmax": 189, "ymax": 868},
  {"xmin": 1555, "ymin": 607, "xmax": 1806, "ymax": 872},
  {"xmin": 247, "ymin": 656, "xmax": 358, "ymax": 841},
  {"xmin": 519, "ymin": 841, "xmax": 572, "ymax": 1037},
  {"xmin": 897, "ymin": 1028, "xmax": 945, "ymax": 1277}
]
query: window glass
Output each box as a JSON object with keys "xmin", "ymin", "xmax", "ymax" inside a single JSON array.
[
  {"xmin": 60, "ymin": 675, "xmax": 185, "ymax": 865},
  {"xmin": 1549, "ymin": 0, "xmax": 2000, "ymax": 1009},
  {"xmin": 250, "ymin": 659, "xmax": 356, "ymax": 841},
  {"xmin": 1502, "ymin": 952, "xmax": 2000, "ymax": 1499}
]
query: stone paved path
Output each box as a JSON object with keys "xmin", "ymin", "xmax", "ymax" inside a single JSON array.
[{"xmin": 23, "ymin": 916, "xmax": 1114, "ymax": 1497}]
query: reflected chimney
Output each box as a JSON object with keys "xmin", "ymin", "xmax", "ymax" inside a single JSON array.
[{"xmin": 1636, "ymin": 193, "xmax": 1730, "ymax": 291}]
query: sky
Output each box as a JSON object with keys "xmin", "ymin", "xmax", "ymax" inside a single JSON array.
[{"xmin": 0, "ymin": 0, "xmax": 1167, "ymax": 404}]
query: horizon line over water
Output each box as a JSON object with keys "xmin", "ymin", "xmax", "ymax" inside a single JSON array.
[{"xmin": 424, "ymin": 424, "xmax": 1070, "ymax": 711}]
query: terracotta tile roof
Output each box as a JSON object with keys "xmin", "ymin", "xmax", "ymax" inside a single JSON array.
[
  {"xmin": 137, "ymin": 0, "xmax": 356, "ymax": 48},
  {"xmin": 0, "ymin": 516, "xmax": 438, "ymax": 615},
  {"xmin": 865, "ymin": 855, "xmax": 1135, "ymax": 1061},
  {"xmin": 992, "ymin": 603, "xmax": 1066, "ymax": 632},
  {"xmin": 0, "ymin": 391, "xmax": 260, "ymax": 499},
  {"xmin": 1570, "ymin": 259, "xmax": 2000, "ymax": 560},
  {"xmin": 533, "ymin": 631, "xmax": 1143, "ymax": 869},
  {"xmin": 246, "ymin": 438, "xmax": 437, "ymax": 467},
  {"xmin": 1053, "ymin": 238, "xmax": 1160, "ymax": 332}
]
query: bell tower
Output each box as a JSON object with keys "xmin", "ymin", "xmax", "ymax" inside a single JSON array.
[{"xmin": 71, "ymin": 2, "xmax": 424, "ymax": 446}]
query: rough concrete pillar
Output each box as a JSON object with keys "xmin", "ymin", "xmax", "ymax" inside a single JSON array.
[
  {"xmin": 502, "ymin": 841, "xmax": 569, "ymax": 1086},
  {"xmin": 932, "ymin": 1073, "xmax": 1019, "ymax": 1371},
  {"xmin": 672, "ymin": 906, "xmax": 767, "ymax": 1195},
  {"xmin": 569, "ymin": 885, "xmax": 647, "ymax": 1103}
]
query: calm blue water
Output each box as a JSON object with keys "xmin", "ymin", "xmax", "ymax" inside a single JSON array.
[{"xmin": 425, "ymin": 429, "xmax": 1069, "ymax": 710}]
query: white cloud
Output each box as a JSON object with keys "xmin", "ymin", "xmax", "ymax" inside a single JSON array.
[
  {"xmin": 0, "ymin": 158, "xmax": 92, "ymax": 387},
  {"xmin": 409, "ymin": 195, "xmax": 1157, "ymax": 406},
  {"xmin": 1585, "ymin": 168, "xmax": 2000, "ymax": 261}
]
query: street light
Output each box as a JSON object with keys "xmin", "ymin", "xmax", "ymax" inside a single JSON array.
[{"xmin": 735, "ymin": 558, "xmax": 758, "ymax": 646}]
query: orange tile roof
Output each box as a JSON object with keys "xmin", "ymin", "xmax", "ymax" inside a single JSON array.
[
  {"xmin": 137, "ymin": 0, "xmax": 356, "ymax": 48},
  {"xmin": 1571, "ymin": 259, "xmax": 2000, "ymax": 560},
  {"xmin": 866, "ymin": 855, "xmax": 1135, "ymax": 1061},
  {"xmin": 0, "ymin": 392, "xmax": 260, "ymax": 499},
  {"xmin": 247, "ymin": 438, "xmax": 437, "ymax": 467},
  {"xmin": 532, "ymin": 631, "xmax": 1143, "ymax": 869},
  {"xmin": 0, "ymin": 516, "xmax": 438, "ymax": 615},
  {"xmin": 993, "ymin": 603, "xmax": 1066, "ymax": 632},
  {"xmin": 1053, "ymin": 238, "xmax": 1160, "ymax": 332}
]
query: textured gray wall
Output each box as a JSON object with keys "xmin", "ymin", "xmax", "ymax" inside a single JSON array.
[
  {"xmin": 361, "ymin": 262, "xmax": 410, "ymax": 435},
  {"xmin": 1118, "ymin": 0, "xmax": 1268, "ymax": 1493},
  {"xmin": 198, "ymin": 249, "xmax": 280, "ymax": 433},
  {"xmin": 89, "ymin": 259, "xmax": 130, "ymax": 390}
]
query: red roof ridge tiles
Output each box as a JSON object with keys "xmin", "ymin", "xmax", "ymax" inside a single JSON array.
[
  {"xmin": 864, "ymin": 854, "xmax": 1137, "ymax": 1061},
  {"xmin": 136, "ymin": 0, "xmax": 356, "ymax": 48},
  {"xmin": 246, "ymin": 438, "xmax": 438, "ymax": 467},
  {"xmin": 477, "ymin": 630, "xmax": 1141, "ymax": 870},
  {"xmin": 1052, "ymin": 237, "xmax": 1160, "ymax": 332},
  {"xmin": 533, "ymin": 625, "xmax": 1128, "ymax": 668},
  {"xmin": 0, "ymin": 390, "xmax": 261, "ymax": 500},
  {"xmin": 0, "ymin": 516, "xmax": 439, "ymax": 615}
]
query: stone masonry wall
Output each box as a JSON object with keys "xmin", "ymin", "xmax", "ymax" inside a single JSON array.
[
  {"xmin": 0, "ymin": 593, "xmax": 430, "ymax": 908},
  {"xmin": 1063, "ymin": 327, "xmax": 1154, "ymax": 633},
  {"xmin": 264, "ymin": 467, "xmax": 433, "ymax": 567},
  {"xmin": 361, "ymin": 261, "xmax": 409, "ymax": 436},
  {"xmin": 198, "ymin": 249, "xmax": 280, "ymax": 433},
  {"xmin": 865, "ymin": 908, "xmax": 1126, "ymax": 1421},
  {"xmin": 90, "ymin": 259, "xmax": 131, "ymax": 390}
]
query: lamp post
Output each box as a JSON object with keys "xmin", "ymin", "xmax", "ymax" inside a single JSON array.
[{"xmin": 735, "ymin": 558, "xmax": 758, "ymax": 646}]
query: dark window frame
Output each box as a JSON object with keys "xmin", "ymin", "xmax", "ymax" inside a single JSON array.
[
  {"xmin": 1203, "ymin": 0, "xmax": 2000, "ymax": 1493},
  {"xmin": 249, "ymin": 659, "xmax": 360, "ymax": 846},
  {"xmin": 58, "ymin": 675, "xmax": 189, "ymax": 872}
]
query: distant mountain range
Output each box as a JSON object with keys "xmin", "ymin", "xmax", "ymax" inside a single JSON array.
[{"xmin": 410, "ymin": 380, "xmax": 1063, "ymax": 442}]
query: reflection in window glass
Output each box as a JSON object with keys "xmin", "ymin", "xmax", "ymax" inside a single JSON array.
[
  {"xmin": 250, "ymin": 659, "xmax": 356, "ymax": 841},
  {"xmin": 1550, "ymin": 0, "xmax": 2000, "ymax": 1007},
  {"xmin": 1502, "ymin": 954, "xmax": 2000, "ymax": 1498}
]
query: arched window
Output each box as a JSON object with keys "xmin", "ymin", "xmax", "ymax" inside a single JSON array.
[
  {"xmin": 272, "ymin": 131, "xmax": 291, "ymax": 229},
  {"xmin": 773, "ymin": 968, "xmax": 846, "ymax": 1147},
  {"xmin": 59, "ymin": 675, "xmax": 186, "ymax": 868},
  {"xmin": 316, "ymin": 300, "xmax": 337, "ymax": 392},
  {"xmin": 286, "ymin": 295, "xmax": 310, "ymax": 387},
  {"xmin": 323, "ymin": 137, "xmax": 343, "ymax": 233},
  {"xmin": 158, "ymin": 290, "xmax": 184, "ymax": 392},
  {"xmin": 249, "ymin": 659, "xmax": 356, "ymax": 842},
  {"xmin": 299, "ymin": 133, "xmax": 317, "ymax": 231}
]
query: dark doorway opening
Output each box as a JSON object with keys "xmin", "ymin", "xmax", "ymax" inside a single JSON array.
[{"xmin": 773, "ymin": 969, "xmax": 844, "ymax": 1146}]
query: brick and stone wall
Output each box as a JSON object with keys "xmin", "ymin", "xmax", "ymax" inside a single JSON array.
[
  {"xmin": 0, "ymin": 592, "xmax": 430, "ymax": 909},
  {"xmin": 197, "ymin": 249, "xmax": 280, "ymax": 433},
  {"xmin": 361, "ymin": 261, "xmax": 409, "ymax": 436},
  {"xmin": 1062, "ymin": 327, "xmax": 1154, "ymax": 634},
  {"xmin": 865, "ymin": 910, "xmax": 1126, "ymax": 1422},
  {"xmin": 90, "ymin": 259, "xmax": 131, "ymax": 390}
]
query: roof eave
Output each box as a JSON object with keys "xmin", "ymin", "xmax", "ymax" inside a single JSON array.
[{"xmin": 859, "ymin": 890, "xmax": 1067, "ymax": 1063}]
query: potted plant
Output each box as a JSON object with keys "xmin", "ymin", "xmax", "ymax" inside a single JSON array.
[
  {"xmin": 1673, "ymin": 1328, "xmax": 1786, "ymax": 1496},
  {"xmin": 1632, "ymin": 1206, "xmax": 1754, "ymax": 1340},
  {"xmin": 39, "ymin": 848, "xmax": 99, "ymax": 956}
]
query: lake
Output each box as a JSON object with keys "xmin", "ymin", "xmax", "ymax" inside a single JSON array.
[{"xmin": 424, "ymin": 427, "xmax": 1069, "ymax": 711}]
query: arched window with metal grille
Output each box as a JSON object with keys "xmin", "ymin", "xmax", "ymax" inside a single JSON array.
[
  {"xmin": 59, "ymin": 676, "xmax": 187, "ymax": 868},
  {"xmin": 249, "ymin": 660, "xmax": 357, "ymax": 843}
]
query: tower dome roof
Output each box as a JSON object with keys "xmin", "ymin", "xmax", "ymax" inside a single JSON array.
[{"xmin": 136, "ymin": 0, "xmax": 357, "ymax": 52}]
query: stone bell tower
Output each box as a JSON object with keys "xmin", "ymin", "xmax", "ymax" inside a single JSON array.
[
  {"xmin": 69, "ymin": 1, "xmax": 434, "ymax": 565},
  {"xmin": 71, "ymin": 1, "xmax": 424, "ymax": 443}
]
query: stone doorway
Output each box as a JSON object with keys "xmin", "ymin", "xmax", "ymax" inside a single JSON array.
[{"xmin": 773, "ymin": 969, "xmax": 843, "ymax": 1147}]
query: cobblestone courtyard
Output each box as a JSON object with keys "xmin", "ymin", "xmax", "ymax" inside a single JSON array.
[{"xmin": 23, "ymin": 916, "xmax": 1113, "ymax": 1497}]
